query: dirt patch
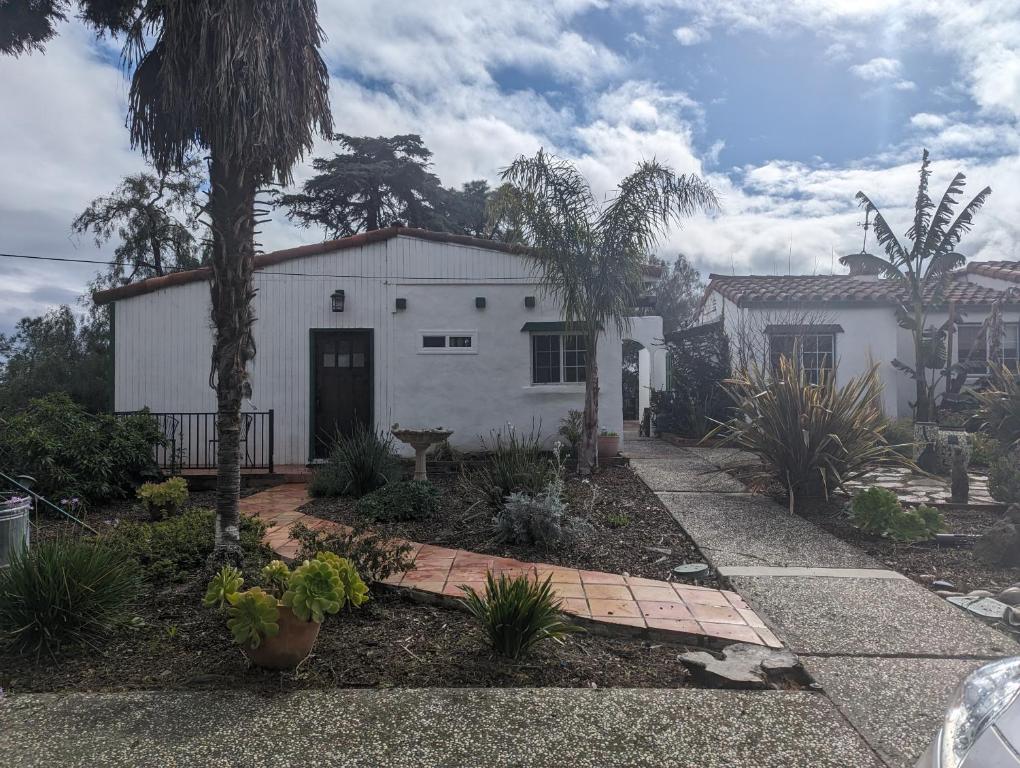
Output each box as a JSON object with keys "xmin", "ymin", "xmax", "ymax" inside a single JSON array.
[
  {"xmin": 797, "ymin": 495, "xmax": 1020, "ymax": 594},
  {"xmin": 302, "ymin": 464, "xmax": 715, "ymax": 585},
  {"xmin": 0, "ymin": 581, "xmax": 699, "ymax": 694}
]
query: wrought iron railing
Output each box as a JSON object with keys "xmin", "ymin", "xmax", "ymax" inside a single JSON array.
[{"xmin": 115, "ymin": 410, "xmax": 274, "ymax": 473}]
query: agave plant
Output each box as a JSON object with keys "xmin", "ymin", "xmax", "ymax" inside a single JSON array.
[{"xmin": 713, "ymin": 356, "xmax": 910, "ymax": 507}]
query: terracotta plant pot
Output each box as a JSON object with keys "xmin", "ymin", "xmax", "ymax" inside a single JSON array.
[
  {"xmin": 242, "ymin": 605, "xmax": 320, "ymax": 670},
  {"xmin": 598, "ymin": 434, "xmax": 620, "ymax": 457}
]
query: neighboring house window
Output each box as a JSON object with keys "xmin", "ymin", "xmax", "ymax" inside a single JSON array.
[
  {"xmin": 418, "ymin": 331, "xmax": 477, "ymax": 354},
  {"xmin": 531, "ymin": 333, "xmax": 586, "ymax": 384},
  {"xmin": 768, "ymin": 331, "xmax": 834, "ymax": 385},
  {"xmin": 956, "ymin": 324, "xmax": 987, "ymax": 374},
  {"xmin": 1005, "ymin": 324, "xmax": 1019, "ymax": 372},
  {"xmin": 959, "ymin": 322, "xmax": 1020, "ymax": 374}
]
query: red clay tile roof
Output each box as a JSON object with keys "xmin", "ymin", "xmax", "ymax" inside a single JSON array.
[
  {"xmin": 92, "ymin": 226, "xmax": 664, "ymax": 305},
  {"xmin": 704, "ymin": 272, "xmax": 1020, "ymax": 308},
  {"xmin": 965, "ymin": 261, "xmax": 1020, "ymax": 283}
]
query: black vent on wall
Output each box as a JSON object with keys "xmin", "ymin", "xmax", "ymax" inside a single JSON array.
[
  {"xmin": 475, "ymin": 297, "xmax": 486, "ymax": 309},
  {"xmin": 524, "ymin": 296, "xmax": 536, "ymax": 309},
  {"xmin": 395, "ymin": 297, "xmax": 407, "ymax": 310}
]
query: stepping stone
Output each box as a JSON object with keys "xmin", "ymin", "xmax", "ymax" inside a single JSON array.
[{"xmin": 678, "ymin": 643, "xmax": 805, "ymax": 689}]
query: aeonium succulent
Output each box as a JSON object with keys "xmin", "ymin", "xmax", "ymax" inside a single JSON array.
[
  {"xmin": 225, "ymin": 587, "xmax": 280, "ymax": 648},
  {"xmin": 203, "ymin": 565, "xmax": 244, "ymax": 609},
  {"xmin": 261, "ymin": 560, "xmax": 291, "ymax": 597},
  {"xmin": 315, "ymin": 552, "xmax": 369, "ymax": 608},
  {"xmin": 282, "ymin": 558, "xmax": 346, "ymax": 623}
]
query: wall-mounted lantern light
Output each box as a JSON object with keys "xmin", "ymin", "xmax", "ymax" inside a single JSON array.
[
  {"xmin": 395, "ymin": 297, "xmax": 407, "ymax": 311},
  {"xmin": 475, "ymin": 297, "xmax": 486, "ymax": 309},
  {"xmin": 524, "ymin": 296, "xmax": 536, "ymax": 309},
  {"xmin": 331, "ymin": 289, "xmax": 345, "ymax": 312}
]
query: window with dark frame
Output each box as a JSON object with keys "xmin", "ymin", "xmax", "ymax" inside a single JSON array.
[
  {"xmin": 422, "ymin": 335, "xmax": 447, "ymax": 348},
  {"xmin": 531, "ymin": 333, "xmax": 586, "ymax": 384},
  {"xmin": 958, "ymin": 322, "xmax": 1020, "ymax": 375},
  {"xmin": 768, "ymin": 332, "xmax": 834, "ymax": 385}
]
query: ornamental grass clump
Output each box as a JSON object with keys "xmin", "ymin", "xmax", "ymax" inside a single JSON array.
[
  {"xmin": 355, "ymin": 480, "xmax": 439, "ymax": 521},
  {"xmin": 309, "ymin": 423, "xmax": 401, "ymax": 498},
  {"xmin": 713, "ymin": 357, "xmax": 908, "ymax": 508},
  {"xmin": 461, "ymin": 572, "xmax": 580, "ymax": 660},
  {"xmin": 0, "ymin": 539, "xmax": 140, "ymax": 657},
  {"xmin": 464, "ymin": 423, "xmax": 552, "ymax": 509},
  {"xmin": 976, "ymin": 364, "xmax": 1020, "ymax": 453}
]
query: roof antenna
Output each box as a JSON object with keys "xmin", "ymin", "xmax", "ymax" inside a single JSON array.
[{"xmin": 858, "ymin": 208, "xmax": 871, "ymax": 253}]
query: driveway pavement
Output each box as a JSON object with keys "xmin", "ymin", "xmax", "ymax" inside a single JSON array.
[{"xmin": 625, "ymin": 434, "xmax": 1014, "ymax": 768}]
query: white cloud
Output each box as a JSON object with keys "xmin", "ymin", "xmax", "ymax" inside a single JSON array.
[
  {"xmin": 850, "ymin": 57, "xmax": 903, "ymax": 81},
  {"xmin": 673, "ymin": 25, "xmax": 709, "ymax": 46}
]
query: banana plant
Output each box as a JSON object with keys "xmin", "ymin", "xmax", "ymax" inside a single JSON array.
[{"xmin": 841, "ymin": 150, "xmax": 991, "ymax": 422}]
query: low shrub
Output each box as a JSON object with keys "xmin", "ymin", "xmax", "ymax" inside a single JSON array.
[
  {"xmin": 714, "ymin": 358, "xmax": 908, "ymax": 506},
  {"xmin": 460, "ymin": 572, "xmax": 579, "ymax": 660},
  {"xmin": 104, "ymin": 508, "xmax": 267, "ymax": 581},
  {"xmin": 137, "ymin": 476, "xmax": 189, "ymax": 520},
  {"xmin": 355, "ymin": 480, "xmax": 440, "ymax": 521},
  {"xmin": 883, "ymin": 418, "xmax": 916, "ymax": 458},
  {"xmin": 463, "ymin": 423, "xmax": 552, "ymax": 508},
  {"xmin": 0, "ymin": 392, "xmax": 163, "ymax": 505},
  {"xmin": 0, "ymin": 539, "xmax": 140, "ymax": 656},
  {"xmin": 309, "ymin": 423, "xmax": 402, "ymax": 498},
  {"xmin": 850, "ymin": 487, "xmax": 943, "ymax": 541},
  {"xmin": 989, "ymin": 453, "xmax": 1020, "ymax": 505},
  {"xmin": 289, "ymin": 520, "xmax": 415, "ymax": 584}
]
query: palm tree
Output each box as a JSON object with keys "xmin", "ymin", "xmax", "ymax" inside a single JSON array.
[
  {"xmin": 3, "ymin": 1, "xmax": 332, "ymax": 560},
  {"xmin": 841, "ymin": 150, "xmax": 991, "ymax": 422},
  {"xmin": 490, "ymin": 150, "xmax": 718, "ymax": 474}
]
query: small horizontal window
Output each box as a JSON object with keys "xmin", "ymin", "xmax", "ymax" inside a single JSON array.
[{"xmin": 418, "ymin": 331, "xmax": 478, "ymax": 354}]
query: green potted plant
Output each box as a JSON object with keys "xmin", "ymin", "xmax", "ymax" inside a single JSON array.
[
  {"xmin": 137, "ymin": 476, "xmax": 189, "ymax": 520},
  {"xmin": 597, "ymin": 428, "xmax": 620, "ymax": 458},
  {"xmin": 203, "ymin": 553, "xmax": 369, "ymax": 669}
]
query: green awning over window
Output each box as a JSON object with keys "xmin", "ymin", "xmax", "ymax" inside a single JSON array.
[{"xmin": 520, "ymin": 321, "xmax": 600, "ymax": 333}]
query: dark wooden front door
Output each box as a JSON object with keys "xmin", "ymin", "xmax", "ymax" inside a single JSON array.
[{"xmin": 312, "ymin": 330, "xmax": 373, "ymax": 459}]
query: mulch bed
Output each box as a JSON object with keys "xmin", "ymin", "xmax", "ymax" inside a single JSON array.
[
  {"xmin": 1, "ymin": 468, "xmax": 717, "ymax": 694},
  {"xmin": 796, "ymin": 495, "xmax": 1020, "ymax": 595},
  {"xmin": 0, "ymin": 580, "xmax": 697, "ymax": 694},
  {"xmin": 302, "ymin": 464, "xmax": 716, "ymax": 585}
]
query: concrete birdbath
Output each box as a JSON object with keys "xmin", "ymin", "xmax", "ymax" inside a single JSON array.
[{"xmin": 391, "ymin": 425, "xmax": 453, "ymax": 482}]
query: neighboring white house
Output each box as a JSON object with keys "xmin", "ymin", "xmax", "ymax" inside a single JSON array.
[
  {"xmin": 94, "ymin": 227, "xmax": 667, "ymax": 467},
  {"xmin": 690, "ymin": 260, "xmax": 1020, "ymax": 418}
]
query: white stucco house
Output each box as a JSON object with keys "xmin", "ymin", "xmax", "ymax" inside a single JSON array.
[
  {"xmin": 690, "ymin": 260, "xmax": 1020, "ymax": 418},
  {"xmin": 94, "ymin": 227, "xmax": 667, "ymax": 468}
]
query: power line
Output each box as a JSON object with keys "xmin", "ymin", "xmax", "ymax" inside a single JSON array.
[{"xmin": 0, "ymin": 250, "xmax": 537, "ymax": 282}]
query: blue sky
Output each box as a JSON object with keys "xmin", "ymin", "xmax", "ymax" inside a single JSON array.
[{"xmin": 0, "ymin": 0, "xmax": 1018, "ymax": 335}]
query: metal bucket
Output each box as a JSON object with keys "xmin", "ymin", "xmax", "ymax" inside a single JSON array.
[{"xmin": 0, "ymin": 496, "xmax": 31, "ymax": 568}]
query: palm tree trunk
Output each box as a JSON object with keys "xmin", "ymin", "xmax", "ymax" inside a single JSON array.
[
  {"xmin": 208, "ymin": 153, "xmax": 257, "ymax": 561},
  {"xmin": 579, "ymin": 331, "xmax": 600, "ymax": 476}
]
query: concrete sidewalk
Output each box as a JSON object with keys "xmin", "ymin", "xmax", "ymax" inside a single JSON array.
[
  {"xmin": 0, "ymin": 688, "xmax": 884, "ymax": 768},
  {"xmin": 626, "ymin": 436, "xmax": 1014, "ymax": 768}
]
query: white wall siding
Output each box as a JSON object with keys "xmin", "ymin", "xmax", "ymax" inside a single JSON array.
[{"xmin": 114, "ymin": 236, "xmax": 627, "ymax": 464}]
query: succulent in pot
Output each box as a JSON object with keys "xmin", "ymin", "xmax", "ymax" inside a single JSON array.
[{"xmin": 203, "ymin": 554, "xmax": 369, "ymax": 670}]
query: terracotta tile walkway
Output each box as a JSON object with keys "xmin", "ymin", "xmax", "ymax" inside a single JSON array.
[{"xmin": 240, "ymin": 483, "xmax": 780, "ymax": 649}]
